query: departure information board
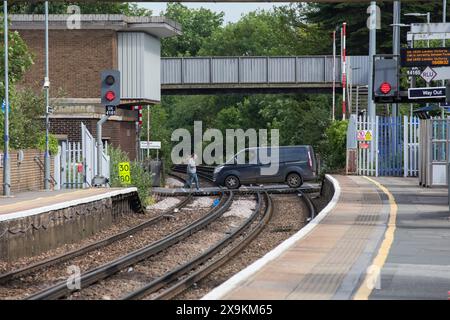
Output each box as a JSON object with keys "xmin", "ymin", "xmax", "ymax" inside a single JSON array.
[{"xmin": 401, "ymin": 48, "xmax": 450, "ymax": 67}]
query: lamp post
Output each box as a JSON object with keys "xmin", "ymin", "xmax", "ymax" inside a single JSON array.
[
  {"xmin": 3, "ymin": 1, "xmax": 10, "ymax": 196},
  {"xmin": 44, "ymin": 1, "xmax": 50, "ymax": 190}
]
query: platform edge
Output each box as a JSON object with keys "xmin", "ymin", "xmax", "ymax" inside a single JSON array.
[
  {"xmin": 201, "ymin": 174, "xmax": 341, "ymax": 300},
  {"xmin": 0, "ymin": 187, "xmax": 138, "ymax": 222}
]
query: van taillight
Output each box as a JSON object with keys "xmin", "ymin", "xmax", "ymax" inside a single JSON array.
[{"xmin": 307, "ymin": 151, "xmax": 313, "ymax": 169}]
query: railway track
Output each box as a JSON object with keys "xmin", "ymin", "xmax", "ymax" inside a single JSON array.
[
  {"xmin": 122, "ymin": 191, "xmax": 272, "ymax": 300},
  {"xmin": 171, "ymin": 165, "xmax": 215, "ymax": 183},
  {"xmin": 0, "ymin": 195, "xmax": 194, "ymax": 285},
  {"xmin": 3, "ymin": 172, "xmax": 317, "ymax": 300},
  {"xmin": 25, "ymin": 191, "xmax": 233, "ymax": 300},
  {"xmin": 123, "ymin": 190, "xmax": 316, "ymax": 300}
]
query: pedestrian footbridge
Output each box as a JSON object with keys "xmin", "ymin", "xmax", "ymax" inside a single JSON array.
[{"xmin": 161, "ymin": 55, "xmax": 369, "ymax": 94}]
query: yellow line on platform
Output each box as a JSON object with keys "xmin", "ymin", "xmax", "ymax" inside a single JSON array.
[{"xmin": 353, "ymin": 176, "xmax": 398, "ymax": 300}]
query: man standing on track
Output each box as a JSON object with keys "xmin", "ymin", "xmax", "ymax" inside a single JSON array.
[{"xmin": 184, "ymin": 153, "xmax": 200, "ymax": 190}]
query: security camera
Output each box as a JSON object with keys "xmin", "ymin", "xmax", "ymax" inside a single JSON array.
[{"xmin": 43, "ymin": 77, "xmax": 50, "ymax": 89}]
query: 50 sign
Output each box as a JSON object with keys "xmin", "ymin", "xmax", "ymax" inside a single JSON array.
[{"xmin": 119, "ymin": 162, "xmax": 131, "ymax": 185}]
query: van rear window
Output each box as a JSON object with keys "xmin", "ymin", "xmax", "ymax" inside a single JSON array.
[{"xmin": 279, "ymin": 147, "xmax": 308, "ymax": 162}]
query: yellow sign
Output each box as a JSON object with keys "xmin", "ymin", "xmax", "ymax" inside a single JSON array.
[
  {"xmin": 357, "ymin": 130, "xmax": 373, "ymax": 142},
  {"xmin": 119, "ymin": 162, "xmax": 131, "ymax": 185}
]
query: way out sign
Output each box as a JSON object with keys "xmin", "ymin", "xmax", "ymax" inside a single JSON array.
[
  {"xmin": 119, "ymin": 162, "xmax": 131, "ymax": 185},
  {"xmin": 357, "ymin": 130, "xmax": 373, "ymax": 142}
]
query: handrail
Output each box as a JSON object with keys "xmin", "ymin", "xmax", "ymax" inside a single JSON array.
[{"xmin": 34, "ymin": 156, "xmax": 57, "ymax": 187}]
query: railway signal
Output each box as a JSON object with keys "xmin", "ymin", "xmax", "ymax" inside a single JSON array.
[
  {"xmin": 373, "ymin": 57, "xmax": 400, "ymax": 103},
  {"xmin": 101, "ymin": 70, "xmax": 120, "ymax": 107}
]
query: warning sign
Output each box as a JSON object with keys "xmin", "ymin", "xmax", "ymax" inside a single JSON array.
[
  {"xmin": 401, "ymin": 48, "xmax": 450, "ymax": 67},
  {"xmin": 119, "ymin": 162, "xmax": 131, "ymax": 185},
  {"xmin": 359, "ymin": 142, "xmax": 370, "ymax": 149},
  {"xmin": 357, "ymin": 130, "xmax": 373, "ymax": 142}
]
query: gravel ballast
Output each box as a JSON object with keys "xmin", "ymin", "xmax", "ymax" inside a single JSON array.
[
  {"xmin": 0, "ymin": 196, "xmax": 216, "ymax": 300},
  {"xmin": 177, "ymin": 193, "xmax": 312, "ymax": 300}
]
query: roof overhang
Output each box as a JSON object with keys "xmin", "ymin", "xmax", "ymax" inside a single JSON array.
[{"xmin": 9, "ymin": 14, "xmax": 182, "ymax": 38}]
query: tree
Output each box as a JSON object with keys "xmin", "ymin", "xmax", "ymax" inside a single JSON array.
[
  {"xmin": 8, "ymin": 2, "xmax": 151, "ymax": 16},
  {"xmin": 199, "ymin": 8, "xmax": 328, "ymax": 56},
  {"xmin": 161, "ymin": 3, "xmax": 224, "ymax": 57},
  {"xmin": 0, "ymin": 15, "xmax": 34, "ymax": 91},
  {"xmin": 303, "ymin": 2, "xmax": 448, "ymax": 55}
]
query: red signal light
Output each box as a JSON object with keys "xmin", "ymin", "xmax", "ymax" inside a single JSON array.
[
  {"xmin": 380, "ymin": 82, "xmax": 392, "ymax": 94},
  {"xmin": 105, "ymin": 91, "xmax": 116, "ymax": 102}
]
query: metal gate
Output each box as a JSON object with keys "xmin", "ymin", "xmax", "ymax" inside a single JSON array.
[
  {"xmin": 356, "ymin": 113, "xmax": 378, "ymax": 176},
  {"xmin": 403, "ymin": 116, "xmax": 420, "ymax": 177},
  {"xmin": 378, "ymin": 116, "xmax": 403, "ymax": 176},
  {"xmin": 56, "ymin": 123, "xmax": 110, "ymax": 189},
  {"xmin": 354, "ymin": 115, "xmax": 419, "ymax": 177},
  {"xmin": 82, "ymin": 123, "xmax": 95, "ymax": 188}
]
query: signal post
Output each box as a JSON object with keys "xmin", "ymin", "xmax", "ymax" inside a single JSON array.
[{"xmin": 93, "ymin": 70, "xmax": 121, "ymax": 186}]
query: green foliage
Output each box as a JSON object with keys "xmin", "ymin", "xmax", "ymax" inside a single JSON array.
[
  {"xmin": 200, "ymin": 8, "xmax": 329, "ymax": 56},
  {"xmin": 109, "ymin": 147, "xmax": 152, "ymax": 207},
  {"xmin": 0, "ymin": 87, "xmax": 49, "ymax": 151},
  {"xmin": 8, "ymin": 2, "xmax": 151, "ymax": 16},
  {"xmin": 303, "ymin": 2, "xmax": 449, "ymax": 55},
  {"xmin": 318, "ymin": 120, "xmax": 348, "ymax": 172},
  {"xmin": 140, "ymin": 104, "xmax": 172, "ymax": 169},
  {"xmin": 161, "ymin": 3, "xmax": 224, "ymax": 57},
  {"xmin": 37, "ymin": 133, "xmax": 59, "ymax": 156},
  {"xmin": 0, "ymin": 18, "xmax": 34, "ymax": 91}
]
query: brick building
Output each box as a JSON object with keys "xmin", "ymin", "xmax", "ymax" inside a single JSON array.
[{"xmin": 11, "ymin": 15, "xmax": 181, "ymax": 160}]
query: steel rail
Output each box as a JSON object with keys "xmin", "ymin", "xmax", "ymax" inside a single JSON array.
[
  {"xmin": 171, "ymin": 168, "xmax": 214, "ymax": 182},
  {"xmin": 26, "ymin": 191, "xmax": 233, "ymax": 300},
  {"xmin": 0, "ymin": 194, "xmax": 194, "ymax": 285},
  {"xmin": 122, "ymin": 192, "xmax": 264, "ymax": 300},
  {"xmin": 152, "ymin": 186, "xmax": 320, "ymax": 197},
  {"xmin": 151, "ymin": 191, "xmax": 274, "ymax": 300},
  {"xmin": 299, "ymin": 192, "xmax": 317, "ymax": 220}
]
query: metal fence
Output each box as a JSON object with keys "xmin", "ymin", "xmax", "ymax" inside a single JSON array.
[{"xmin": 419, "ymin": 118, "xmax": 449, "ymax": 187}]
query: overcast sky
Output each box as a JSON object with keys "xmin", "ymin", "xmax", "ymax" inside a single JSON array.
[{"xmin": 139, "ymin": 2, "xmax": 291, "ymax": 24}]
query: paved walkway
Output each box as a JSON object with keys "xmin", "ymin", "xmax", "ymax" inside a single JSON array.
[
  {"xmin": 204, "ymin": 175, "xmax": 450, "ymax": 300},
  {"xmin": 369, "ymin": 177, "xmax": 450, "ymax": 300},
  {"xmin": 0, "ymin": 188, "xmax": 133, "ymax": 217}
]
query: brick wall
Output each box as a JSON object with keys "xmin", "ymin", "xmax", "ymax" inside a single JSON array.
[
  {"xmin": 0, "ymin": 150, "xmax": 55, "ymax": 193},
  {"xmin": 15, "ymin": 29, "xmax": 117, "ymax": 99}
]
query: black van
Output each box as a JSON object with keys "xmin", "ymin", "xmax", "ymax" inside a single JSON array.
[{"xmin": 213, "ymin": 145, "xmax": 317, "ymax": 189}]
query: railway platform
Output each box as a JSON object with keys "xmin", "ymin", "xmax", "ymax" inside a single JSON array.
[
  {"xmin": 0, "ymin": 187, "xmax": 141, "ymax": 261},
  {"xmin": 203, "ymin": 175, "xmax": 450, "ymax": 300}
]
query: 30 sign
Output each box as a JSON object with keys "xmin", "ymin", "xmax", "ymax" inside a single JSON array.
[{"xmin": 118, "ymin": 162, "xmax": 131, "ymax": 185}]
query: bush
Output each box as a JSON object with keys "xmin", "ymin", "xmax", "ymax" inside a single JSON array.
[
  {"xmin": 108, "ymin": 147, "xmax": 153, "ymax": 207},
  {"xmin": 318, "ymin": 120, "xmax": 348, "ymax": 172},
  {"xmin": 37, "ymin": 133, "xmax": 59, "ymax": 156}
]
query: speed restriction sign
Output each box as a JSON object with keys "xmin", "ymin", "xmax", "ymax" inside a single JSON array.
[{"xmin": 119, "ymin": 162, "xmax": 131, "ymax": 185}]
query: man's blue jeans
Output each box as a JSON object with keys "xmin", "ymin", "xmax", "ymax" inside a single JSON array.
[{"xmin": 185, "ymin": 172, "xmax": 200, "ymax": 190}]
